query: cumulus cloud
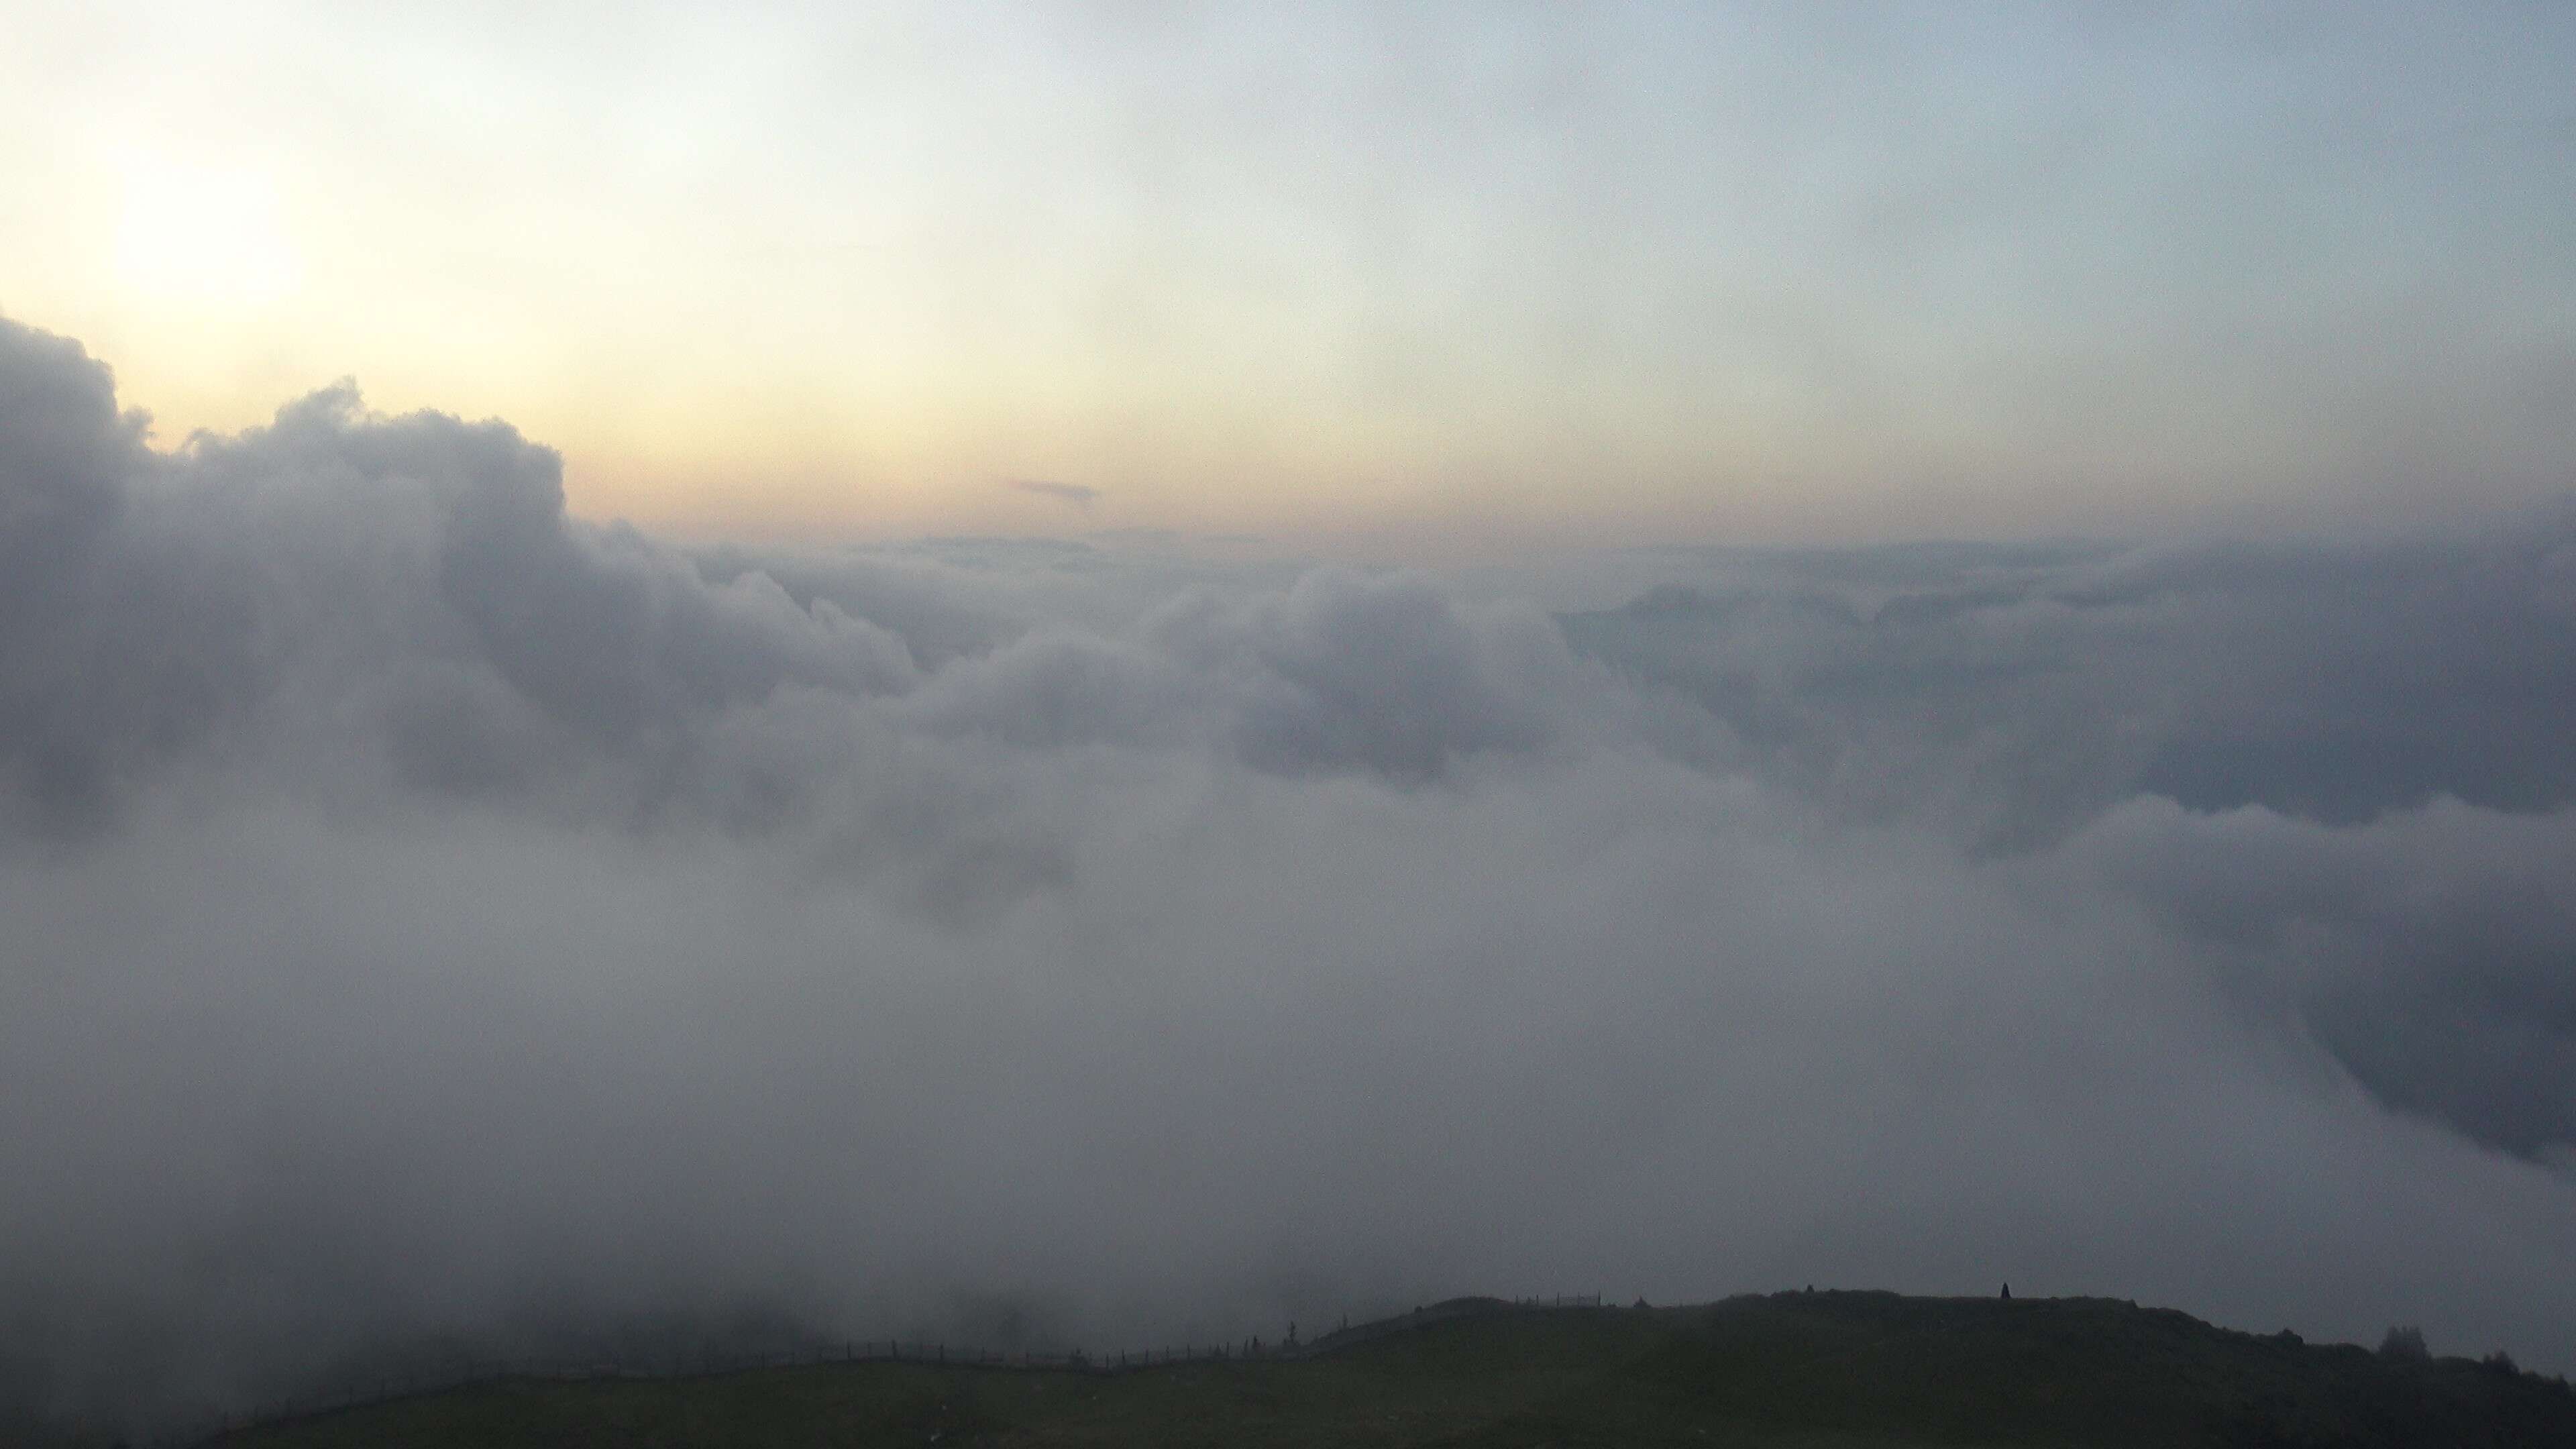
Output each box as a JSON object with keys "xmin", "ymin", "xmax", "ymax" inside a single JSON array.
[
  {"xmin": 1560, "ymin": 523, "xmax": 2576, "ymax": 847},
  {"xmin": 3, "ymin": 314, "xmax": 2574, "ymax": 1438},
  {"xmin": 2075, "ymin": 797, "xmax": 2576, "ymax": 1162}
]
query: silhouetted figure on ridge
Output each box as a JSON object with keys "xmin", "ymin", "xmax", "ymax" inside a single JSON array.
[{"xmin": 2000, "ymin": 1283, "xmax": 2011, "ymax": 1300}]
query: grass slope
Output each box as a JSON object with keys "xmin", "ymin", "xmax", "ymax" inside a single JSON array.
[{"xmin": 208, "ymin": 1292, "xmax": 2576, "ymax": 1448}]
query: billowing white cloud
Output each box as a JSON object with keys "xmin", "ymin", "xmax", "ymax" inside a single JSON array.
[{"xmin": 3, "ymin": 316, "xmax": 2573, "ymax": 1438}]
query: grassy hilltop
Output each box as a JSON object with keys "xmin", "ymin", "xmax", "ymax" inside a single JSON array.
[{"xmin": 207, "ymin": 1291, "xmax": 2576, "ymax": 1449}]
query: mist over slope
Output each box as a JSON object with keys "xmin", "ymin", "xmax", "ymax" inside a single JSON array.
[{"xmin": 3, "ymin": 315, "xmax": 2573, "ymax": 1435}]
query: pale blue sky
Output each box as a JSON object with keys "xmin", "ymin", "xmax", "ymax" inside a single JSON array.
[{"xmin": 4, "ymin": 1, "xmax": 2572, "ymax": 545}]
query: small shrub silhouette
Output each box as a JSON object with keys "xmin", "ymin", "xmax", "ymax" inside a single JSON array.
[{"xmin": 2377, "ymin": 1324, "xmax": 2430, "ymax": 1362}]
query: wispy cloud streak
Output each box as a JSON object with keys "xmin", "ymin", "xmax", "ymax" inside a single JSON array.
[{"xmin": 1009, "ymin": 478, "xmax": 1101, "ymax": 511}]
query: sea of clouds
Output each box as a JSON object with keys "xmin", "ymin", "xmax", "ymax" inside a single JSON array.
[{"xmin": 3, "ymin": 315, "xmax": 2573, "ymax": 1434}]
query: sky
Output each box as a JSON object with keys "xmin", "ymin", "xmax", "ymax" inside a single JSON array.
[
  {"xmin": 5, "ymin": 1, "xmax": 2574, "ymax": 545},
  {"xmin": 7, "ymin": 6, "xmax": 2576, "ymax": 1442}
]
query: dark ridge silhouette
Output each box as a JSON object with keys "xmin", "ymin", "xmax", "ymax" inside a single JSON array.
[{"xmin": 174, "ymin": 1291, "xmax": 2575, "ymax": 1448}]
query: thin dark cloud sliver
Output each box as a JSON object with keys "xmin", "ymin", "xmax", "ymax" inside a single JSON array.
[
  {"xmin": 1010, "ymin": 478, "xmax": 1102, "ymax": 511},
  {"xmin": 2, "ymin": 315, "xmax": 2573, "ymax": 1439}
]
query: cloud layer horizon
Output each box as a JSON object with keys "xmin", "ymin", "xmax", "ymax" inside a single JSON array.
[{"xmin": 4, "ymin": 316, "xmax": 2573, "ymax": 1435}]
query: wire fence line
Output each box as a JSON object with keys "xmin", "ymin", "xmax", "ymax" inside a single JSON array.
[{"xmin": 162, "ymin": 1293, "xmax": 1609, "ymax": 1446}]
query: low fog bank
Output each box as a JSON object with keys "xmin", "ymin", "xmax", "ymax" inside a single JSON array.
[{"xmin": 4, "ymin": 317, "xmax": 2573, "ymax": 1434}]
